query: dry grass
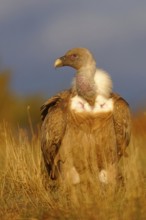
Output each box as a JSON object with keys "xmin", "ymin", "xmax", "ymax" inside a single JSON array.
[{"xmin": 0, "ymin": 114, "xmax": 146, "ymax": 220}]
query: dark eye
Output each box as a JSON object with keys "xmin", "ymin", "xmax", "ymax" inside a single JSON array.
[{"xmin": 70, "ymin": 54, "xmax": 78, "ymax": 60}]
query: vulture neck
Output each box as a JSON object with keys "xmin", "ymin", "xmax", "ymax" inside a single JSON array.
[
  {"xmin": 73, "ymin": 63, "xmax": 97, "ymax": 106},
  {"xmin": 72, "ymin": 66, "xmax": 113, "ymax": 107}
]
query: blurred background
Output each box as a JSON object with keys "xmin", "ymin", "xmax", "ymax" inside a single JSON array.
[{"xmin": 0, "ymin": 0, "xmax": 146, "ymax": 128}]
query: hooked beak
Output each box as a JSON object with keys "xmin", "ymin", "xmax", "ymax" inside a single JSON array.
[{"xmin": 54, "ymin": 58, "xmax": 63, "ymax": 68}]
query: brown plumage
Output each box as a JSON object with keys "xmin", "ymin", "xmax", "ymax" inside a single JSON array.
[{"xmin": 41, "ymin": 48, "xmax": 131, "ymax": 184}]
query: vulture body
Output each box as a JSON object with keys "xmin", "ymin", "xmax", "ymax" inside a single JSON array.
[{"xmin": 41, "ymin": 48, "xmax": 131, "ymax": 184}]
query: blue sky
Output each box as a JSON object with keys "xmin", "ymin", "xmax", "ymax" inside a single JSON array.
[{"xmin": 0, "ymin": 0, "xmax": 146, "ymax": 110}]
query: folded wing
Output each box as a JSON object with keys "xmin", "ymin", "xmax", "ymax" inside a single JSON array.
[
  {"xmin": 113, "ymin": 94, "xmax": 131, "ymax": 159},
  {"xmin": 41, "ymin": 90, "xmax": 71, "ymax": 179}
]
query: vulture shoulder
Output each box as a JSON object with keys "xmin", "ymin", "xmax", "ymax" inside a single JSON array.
[
  {"xmin": 113, "ymin": 94, "xmax": 131, "ymax": 159},
  {"xmin": 41, "ymin": 89, "xmax": 71, "ymax": 179}
]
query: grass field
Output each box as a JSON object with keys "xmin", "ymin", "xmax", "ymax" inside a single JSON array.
[{"xmin": 0, "ymin": 112, "xmax": 146, "ymax": 220}]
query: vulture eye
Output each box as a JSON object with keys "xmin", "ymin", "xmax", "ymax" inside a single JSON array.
[{"xmin": 70, "ymin": 54, "xmax": 78, "ymax": 60}]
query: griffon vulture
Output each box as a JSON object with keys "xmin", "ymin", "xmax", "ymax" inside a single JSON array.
[{"xmin": 41, "ymin": 48, "xmax": 131, "ymax": 184}]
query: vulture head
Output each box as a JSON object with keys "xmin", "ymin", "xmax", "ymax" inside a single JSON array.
[{"xmin": 54, "ymin": 48, "xmax": 96, "ymax": 71}]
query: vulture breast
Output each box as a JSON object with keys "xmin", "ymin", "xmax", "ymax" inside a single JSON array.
[{"xmin": 56, "ymin": 96, "xmax": 117, "ymax": 184}]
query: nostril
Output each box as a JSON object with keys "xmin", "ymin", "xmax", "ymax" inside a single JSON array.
[{"xmin": 62, "ymin": 56, "xmax": 66, "ymax": 60}]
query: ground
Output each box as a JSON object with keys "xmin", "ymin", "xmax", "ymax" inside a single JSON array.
[{"xmin": 0, "ymin": 114, "xmax": 146, "ymax": 220}]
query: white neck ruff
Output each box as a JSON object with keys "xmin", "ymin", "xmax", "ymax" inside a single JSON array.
[{"xmin": 71, "ymin": 69, "xmax": 113, "ymax": 113}]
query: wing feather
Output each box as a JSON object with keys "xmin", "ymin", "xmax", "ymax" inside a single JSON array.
[
  {"xmin": 41, "ymin": 90, "xmax": 71, "ymax": 179},
  {"xmin": 113, "ymin": 94, "xmax": 131, "ymax": 159}
]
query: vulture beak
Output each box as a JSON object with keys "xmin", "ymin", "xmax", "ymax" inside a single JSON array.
[{"xmin": 54, "ymin": 57, "xmax": 63, "ymax": 68}]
